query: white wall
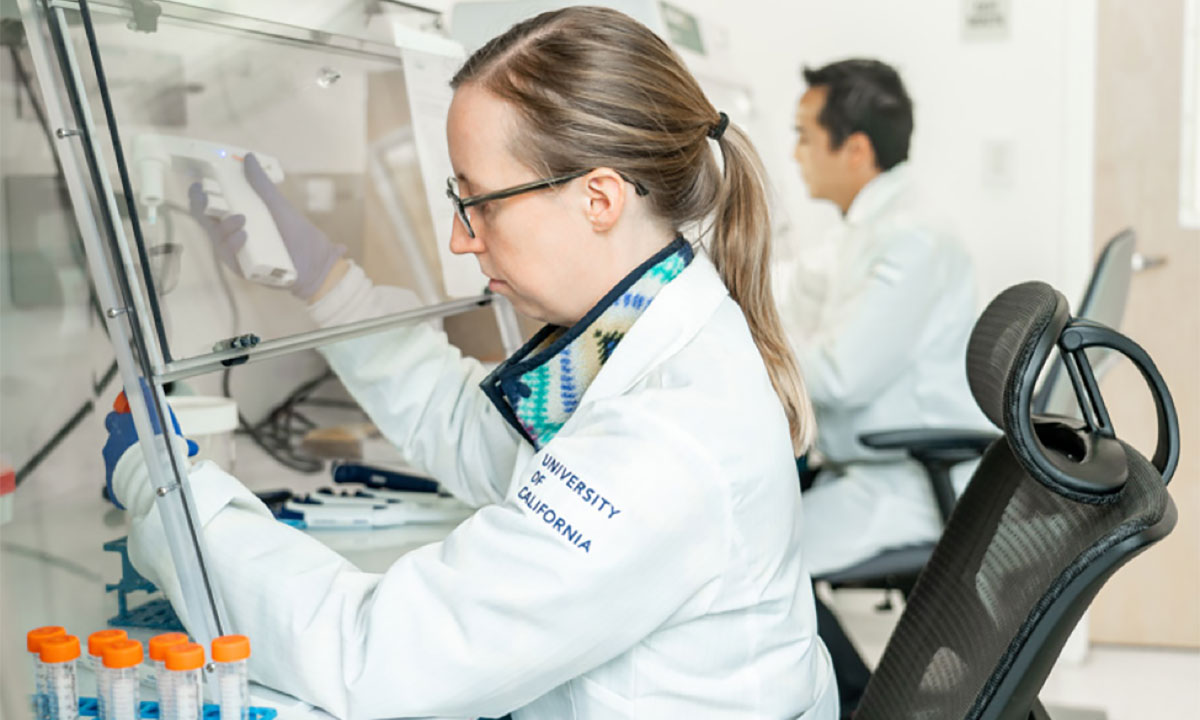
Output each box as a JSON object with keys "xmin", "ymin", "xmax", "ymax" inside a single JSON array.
[{"xmin": 667, "ymin": 0, "xmax": 1096, "ymax": 310}]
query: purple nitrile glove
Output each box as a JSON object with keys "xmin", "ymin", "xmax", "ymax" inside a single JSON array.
[{"xmin": 188, "ymin": 153, "xmax": 345, "ymax": 301}]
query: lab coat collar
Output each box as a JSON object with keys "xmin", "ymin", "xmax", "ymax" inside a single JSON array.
[
  {"xmin": 583, "ymin": 243, "xmax": 729, "ymax": 402},
  {"xmin": 481, "ymin": 237, "xmax": 699, "ymax": 447},
  {"xmin": 844, "ymin": 161, "xmax": 912, "ymax": 227}
]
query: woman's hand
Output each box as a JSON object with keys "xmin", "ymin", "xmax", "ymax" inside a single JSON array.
[
  {"xmin": 188, "ymin": 153, "xmax": 346, "ymax": 302},
  {"xmin": 102, "ymin": 383, "xmax": 198, "ymax": 513}
]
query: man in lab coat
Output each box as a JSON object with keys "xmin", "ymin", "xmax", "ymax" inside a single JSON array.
[{"xmin": 782, "ymin": 58, "xmax": 989, "ymax": 718}]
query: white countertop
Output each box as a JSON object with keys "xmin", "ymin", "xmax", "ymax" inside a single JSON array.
[{"xmin": 2, "ymin": 429, "xmax": 459, "ymax": 719}]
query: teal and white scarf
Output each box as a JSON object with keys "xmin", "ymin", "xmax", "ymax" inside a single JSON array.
[{"xmin": 481, "ymin": 237, "xmax": 693, "ymax": 449}]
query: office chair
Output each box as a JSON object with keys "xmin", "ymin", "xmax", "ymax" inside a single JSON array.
[
  {"xmin": 854, "ymin": 279, "xmax": 1179, "ymax": 720},
  {"xmin": 1033, "ymin": 228, "xmax": 1136, "ymax": 417},
  {"xmin": 816, "ymin": 229, "xmax": 1139, "ymax": 597}
]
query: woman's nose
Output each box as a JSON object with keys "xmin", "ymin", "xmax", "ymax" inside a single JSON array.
[{"xmin": 449, "ymin": 214, "xmax": 484, "ymax": 255}]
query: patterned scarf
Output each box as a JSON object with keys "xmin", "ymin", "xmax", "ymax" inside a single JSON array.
[{"xmin": 481, "ymin": 237, "xmax": 694, "ymax": 449}]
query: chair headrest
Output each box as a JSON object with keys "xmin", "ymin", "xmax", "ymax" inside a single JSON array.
[
  {"xmin": 967, "ymin": 281, "xmax": 1068, "ymax": 431},
  {"xmin": 966, "ymin": 281, "xmax": 1180, "ymax": 500}
]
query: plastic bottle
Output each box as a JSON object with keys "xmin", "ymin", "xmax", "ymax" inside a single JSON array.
[
  {"xmin": 147, "ymin": 633, "xmax": 189, "ymax": 695},
  {"xmin": 87, "ymin": 629, "xmax": 127, "ymax": 720},
  {"xmin": 211, "ymin": 635, "xmax": 251, "ymax": 720},
  {"xmin": 40, "ymin": 634, "xmax": 81, "ymax": 720},
  {"xmin": 101, "ymin": 640, "xmax": 142, "ymax": 720},
  {"xmin": 163, "ymin": 642, "xmax": 205, "ymax": 720},
  {"xmin": 27, "ymin": 626, "xmax": 67, "ymax": 720}
]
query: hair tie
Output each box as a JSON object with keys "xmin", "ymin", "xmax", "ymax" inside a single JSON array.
[{"xmin": 708, "ymin": 111, "xmax": 729, "ymax": 141}]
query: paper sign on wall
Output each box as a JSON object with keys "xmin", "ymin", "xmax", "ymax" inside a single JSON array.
[{"xmin": 962, "ymin": 0, "xmax": 1011, "ymax": 42}]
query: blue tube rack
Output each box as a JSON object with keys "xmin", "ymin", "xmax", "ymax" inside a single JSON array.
[
  {"xmin": 76, "ymin": 696, "xmax": 277, "ymax": 720},
  {"xmin": 103, "ymin": 537, "xmax": 184, "ymax": 631}
]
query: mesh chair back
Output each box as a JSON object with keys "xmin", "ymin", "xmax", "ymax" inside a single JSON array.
[{"xmin": 855, "ymin": 281, "xmax": 1179, "ymax": 720}]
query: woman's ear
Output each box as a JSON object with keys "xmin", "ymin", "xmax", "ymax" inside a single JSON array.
[{"xmin": 581, "ymin": 168, "xmax": 627, "ymax": 233}]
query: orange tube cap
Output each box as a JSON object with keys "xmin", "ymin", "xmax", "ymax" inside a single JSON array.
[
  {"xmin": 149, "ymin": 633, "xmax": 190, "ymax": 662},
  {"xmin": 102, "ymin": 639, "xmax": 144, "ymax": 669},
  {"xmin": 165, "ymin": 642, "xmax": 205, "ymax": 671},
  {"xmin": 211, "ymin": 635, "xmax": 250, "ymax": 663},
  {"xmin": 27, "ymin": 626, "xmax": 66, "ymax": 653},
  {"xmin": 40, "ymin": 635, "xmax": 81, "ymax": 664},
  {"xmin": 88, "ymin": 629, "xmax": 128, "ymax": 657}
]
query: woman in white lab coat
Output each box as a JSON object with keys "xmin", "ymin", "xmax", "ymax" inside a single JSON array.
[{"xmin": 105, "ymin": 7, "xmax": 837, "ymax": 719}]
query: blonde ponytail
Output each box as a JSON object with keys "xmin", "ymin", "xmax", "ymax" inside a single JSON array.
[{"xmin": 710, "ymin": 126, "xmax": 816, "ymax": 453}]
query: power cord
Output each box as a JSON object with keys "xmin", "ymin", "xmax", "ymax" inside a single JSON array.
[{"xmin": 221, "ymin": 366, "xmax": 363, "ymax": 474}]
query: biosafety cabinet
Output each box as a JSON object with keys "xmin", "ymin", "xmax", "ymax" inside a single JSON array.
[
  {"xmin": 3, "ymin": 1, "xmax": 766, "ymax": 711},
  {"xmin": 6, "ymin": 0, "xmax": 523, "ymax": 674}
]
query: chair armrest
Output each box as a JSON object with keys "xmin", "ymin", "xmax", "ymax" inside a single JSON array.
[
  {"xmin": 860, "ymin": 428, "xmax": 1001, "ymax": 524},
  {"xmin": 860, "ymin": 428, "xmax": 1000, "ymax": 457}
]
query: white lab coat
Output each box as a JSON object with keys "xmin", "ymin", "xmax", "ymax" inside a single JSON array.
[
  {"xmin": 778, "ymin": 164, "xmax": 990, "ymax": 577},
  {"xmin": 121, "ymin": 251, "xmax": 837, "ymax": 719}
]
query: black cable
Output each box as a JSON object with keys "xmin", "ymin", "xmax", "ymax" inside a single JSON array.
[
  {"xmin": 14, "ymin": 401, "xmax": 94, "ymax": 486},
  {"xmin": 93, "ymin": 358, "xmax": 119, "ymax": 395},
  {"xmin": 290, "ymin": 397, "xmax": 360, "ymax": 410},
  {"xmin": 1, "ymin": 541, "xmax": 105, "ymax": 582},
  {"xmin": 222, "ymin": 367, "xmax": 326, "ymax": 473}
]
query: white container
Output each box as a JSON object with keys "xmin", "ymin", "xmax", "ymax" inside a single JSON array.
[{"xmin": 168, "ymin": 396, "xmax": 238, "ymax": 470}]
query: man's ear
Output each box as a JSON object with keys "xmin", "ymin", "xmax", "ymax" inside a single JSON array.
[
  {"xmin": 845, "ymin": 131, "xmax": 878, "ymax": 171},
  {"xmin": 581, "ymin": 167, "xmax": 627, "ymax": 233}
]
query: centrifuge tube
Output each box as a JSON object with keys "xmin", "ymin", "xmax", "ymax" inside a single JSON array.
[
  {"xmin": 40, "ymin": 634, "xmax": 80, "ymax": 720},
  {"xmin": 27, "ymin": 626, "xmax": 66, "ymax": 720},
  {"xmin": 148, "ymin": 632, "xmax": 189, "ymax": 695},
  {"xmin": 163, "ymin": 642, "xmax": 205, "ymax": 720},
  {"xmin": 101, "ymin": 640, "xmax": 142, "ymax": 720},
  {"xmin": 211, "ymin": 635, "xmax": 251, "ymax": 720},
  {"xmin": 87, "ymin": 629, "xmax": 127, "ymax": 720}
]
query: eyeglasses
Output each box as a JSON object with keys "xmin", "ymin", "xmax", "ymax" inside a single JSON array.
[{"xmin": 446, "ymin": 169, "xmax": 649, "ymax": 238}]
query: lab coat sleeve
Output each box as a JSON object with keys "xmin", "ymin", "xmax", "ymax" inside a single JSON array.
[
  {"xmin": 124, "ymin": 389, "xmax": 729, "ymax": 720},
  {"xmin": 797, "ymin": 232, "xmax": 946, "ymax": 409},
  {"xmin": 308, "ymin": 261, "xmax": 520, "ymax": 507}
]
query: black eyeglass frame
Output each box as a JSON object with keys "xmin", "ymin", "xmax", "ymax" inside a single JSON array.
[{"xmin": 446, "ymin": 169, "xmax": 649, "ymax": 238}]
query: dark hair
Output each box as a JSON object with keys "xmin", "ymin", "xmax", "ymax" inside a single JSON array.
[
  {"xmin": 451, "ymin": 6, "xmax": 814, "ymax": 452},
  {"xmin": 802, "ymin": 59, "xmax": 913, "ymax": 171}
]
